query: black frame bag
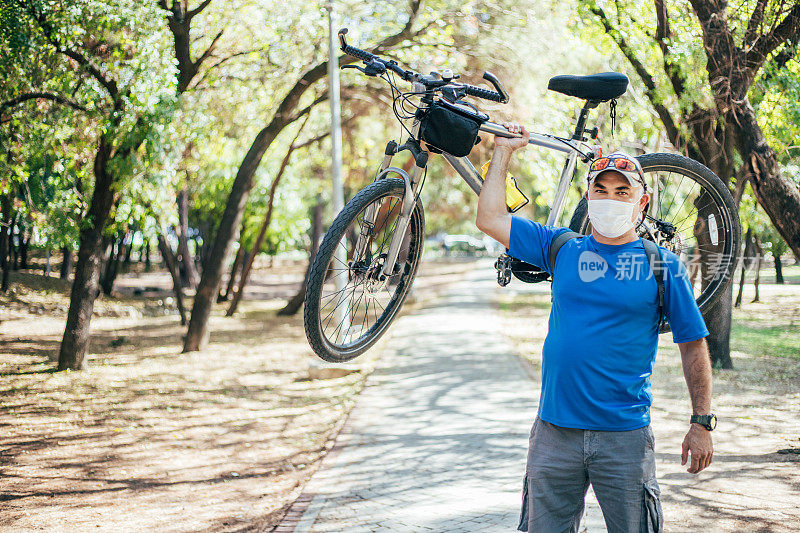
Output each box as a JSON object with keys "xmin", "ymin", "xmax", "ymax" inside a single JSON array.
[{"xmin": 419, "ymin": 100, "xmax": 486, "ymax": 157}]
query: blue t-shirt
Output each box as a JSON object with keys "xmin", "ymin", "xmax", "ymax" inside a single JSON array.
[{"xmin": 508, "ymin": 216, "xmax": 709, "ymax": 431}]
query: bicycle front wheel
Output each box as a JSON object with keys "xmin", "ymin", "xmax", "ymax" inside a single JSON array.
[
  {"xmin": 568, "ymin": 152, "xmax": 741, "ymax": 331},
  {"xmin": 304, "ymin": 178, "xmax": 425, "ymax": 362}
]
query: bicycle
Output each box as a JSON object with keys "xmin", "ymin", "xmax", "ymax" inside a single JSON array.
[{"xmin": 303, "ymin": 28, "xmax": 741, "ymax": 363}]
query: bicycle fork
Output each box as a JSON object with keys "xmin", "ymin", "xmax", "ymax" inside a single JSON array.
[{"xmin": 353, "ymin": 140, "xmax": 427, "ymax": 283}]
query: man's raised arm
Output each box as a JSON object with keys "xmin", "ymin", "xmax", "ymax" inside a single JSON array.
[{"xmin": 475, "ymin": 123, "xmax": 530, "ymax": 248}]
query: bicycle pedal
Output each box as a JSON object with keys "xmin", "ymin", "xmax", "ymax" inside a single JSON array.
[{"xmin": 495, "ymin": 254, "xmax": 512, "ymax": 287}]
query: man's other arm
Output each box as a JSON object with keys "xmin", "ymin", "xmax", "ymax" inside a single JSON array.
[
  {"xmin": 475, "ymin": 123, "xmax": 529, "ymax": 248},
  {"xmin": 678, "ymin": 337, "xmax": 714, "ymax": 473}
]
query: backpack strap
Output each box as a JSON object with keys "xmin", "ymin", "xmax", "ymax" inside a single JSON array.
[
  {"xmin": 548, "ymin": 230, "xmax": 583, "ymax": 275},
  {"xmin": 642, "ymin": 238, "xmax": 665, "ymax": 330}
]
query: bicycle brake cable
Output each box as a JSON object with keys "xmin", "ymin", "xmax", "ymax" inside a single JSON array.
[{"xmin": 549, "ymin": 136, "xmax": 595, "ymax": 162}]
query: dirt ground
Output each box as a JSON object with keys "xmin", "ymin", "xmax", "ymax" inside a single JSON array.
[
  {"xmin": 0, "ymin": 255, "xmax": 477, "ymax": 532},
  {"xmin": 497, "ymin": 267, "xmax": 800, "ymax": 532}
]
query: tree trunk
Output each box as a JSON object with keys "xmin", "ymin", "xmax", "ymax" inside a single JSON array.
[
  {"xmin": 10, "ymin": 214, "xmax": 18, "ymax": 270},
  {"xmin": 157, "ymin": 233, "xmax": 188, "ymax": 325},
  {"xmin": 702, "ymin": 278, "xmax": 734, "ymax": 369},
  {"xmin": 144, "ymin": 238, "xmax": 152, "ymax": 271},
  {"xmin": 99, "ymin": 236, "xmax": 122, "ymax": 296},
  {"xmin": 177, "ymin": 187, "xmax": 199, "ymax": 288},
  {"xmin": 751, "ymin": 234, "xmax": 762, "ymax": 303},
  {"xmin": 279, "ymin": 195, "xmax": 323, "ymax": 316},
  {"xmin": 0, "ymin": 192, "xmax": 12, "ymax": 292},
  {"xmin": 19, "ymin": 228, "xmax": 29, "ymax": 270},
  {"xmin": 123, "ymin": 233, "xmax": 134, "ymax": 265},
  {"xmin": 226, "ymin": 213, "xmax": 270, "ymax": 316},
  {"xmin": 225, "ymin": 145, "xmax": 293, "ymax": 316},
  {"xmin": 218, "ymin": 223, "xmax": 246, "ymax": 302},
  {"xmin": 197, "ymin": 219, "xmax": 212, "ymax": 269},
  {"xmin": 735, "ymin": 228, "xmax": 753, "ymax": 308},
  {"xmin": 734, "ymin": 262, "xmax": 746, "ymax": 309},
  {"xmin": 685, "ymin": 0, "xmax": 800, "ymax": 260},
  {"xmin": 774, "ymin": 254, "xmax": 784, "ymax": 284},
  {"xmin": 45, "ymin": 247, "xmax": 52, "ymax": 277},
  {"xmin": 58, "ymin": 137, "xmax": 116, "ymax": 371},
  {"xmin": 60, "ymin": 246, "xmax": 73, "ymax": 279},
  {"xmin": 182, "ymin": 125, "xmax": 282, "ymax": 351}
]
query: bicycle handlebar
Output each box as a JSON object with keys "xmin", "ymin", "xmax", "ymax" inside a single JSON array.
[{"xmin": 337, "ymin": 28, "xmax": 508, "ymax": 103}]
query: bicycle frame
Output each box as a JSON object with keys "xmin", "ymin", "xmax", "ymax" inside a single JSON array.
[{"xmin": 355, "ymin": 97, "xmax": 595, "ymax": 282}]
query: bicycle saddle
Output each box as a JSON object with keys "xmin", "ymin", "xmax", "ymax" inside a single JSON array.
[{"xmin": 547, "ymin": 72, "xmax": 628, "ymax": 102}]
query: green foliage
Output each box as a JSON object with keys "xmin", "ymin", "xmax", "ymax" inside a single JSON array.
[
  {"xmin": 3, "ymin": 0, "xmax": 796, "ymax": 265},
  {"xmin": 2, "ymin": 0, "xmax": 179, "ymax": 246}
]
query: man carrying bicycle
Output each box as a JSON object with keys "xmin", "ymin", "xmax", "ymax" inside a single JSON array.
[{"xmin": 475, "ymin": 123, "xmax": 715, "ymax": 533}]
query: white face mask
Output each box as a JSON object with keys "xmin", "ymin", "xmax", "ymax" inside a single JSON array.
[{"xmin": 587, "ymin": 194, "xmax": 641, "ymax": 238}]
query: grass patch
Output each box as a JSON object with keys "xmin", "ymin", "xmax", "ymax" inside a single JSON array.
[
  {"xmin": 731, "ymin": 322, "xmax": 800, "ymax": 360},
  {"xmin": 497, "ymin": 292, "xmax": 552, "ymax": 312}
]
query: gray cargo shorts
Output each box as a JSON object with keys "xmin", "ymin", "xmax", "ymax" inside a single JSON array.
[{"xmin": 517, "ymin": 416, "xmax": 663, "ymax": 533}]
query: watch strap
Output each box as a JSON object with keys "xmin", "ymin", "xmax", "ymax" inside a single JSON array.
[{"xmin": 690, "ymin": 414, "xmax": 716, "ymax": 431}]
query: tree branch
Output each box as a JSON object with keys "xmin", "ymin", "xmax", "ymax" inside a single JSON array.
[
  {"xmin": 288, "ymin": 92, "xmax": 328, "ymax": 123},
  {"xmin": 291, "ymin": 114, "xmax": 357, "ymax": 150},
  {"xmin": 582, "ymin": 0, "xmax": 685, "ymax": 149},
  {"xmin": 194, "ymin": 28, "xmax": 224, "ymax": 69},
  {"xmin": 744, "ymin": 0, "xmax": 769, "ymax": 47},
  {"xmin": 293, "ymin": 130, "xmax": 330, "ymax": 150},
  {"xmin": 372, "ymin": 0, "xmax": 423, "ymax": 53},
  {"xmin": 745, "ymin": 3, "xmax": 800, "ymax": 73},
  {"xmin": 26, "ymin": 6, "xmax": 119, "ymax": 99},
  {"xmin": 271, "ymin": 0, "xmax": 423, "ymax": 126},
  {"xmin": 0, "ymin": 92, "xmax": 89, "ymax": 115},
  {"xmin": 187, "ymin": 0, "xmax": 214, "ymax": 20},
  {"xmin": 654, "ymin": 0, "xmax": 686, "ymax": 97}
]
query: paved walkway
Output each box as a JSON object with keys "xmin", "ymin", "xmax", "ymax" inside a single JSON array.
[{"xmin": 282, "ymin": 259, "xmax": 604, "ymax": 532}]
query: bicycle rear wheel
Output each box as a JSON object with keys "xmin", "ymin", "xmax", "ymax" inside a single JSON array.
[
  {"xmin": 568, "ymin": 152, "xmax": 741, "ymax": 332},
  {"xmin": 304, "ymin": 178, "xmax": 425, "ymax": 362}
]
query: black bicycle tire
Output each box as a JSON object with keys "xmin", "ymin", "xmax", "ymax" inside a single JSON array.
[
  {"xmin": 303, "ymin": 178, "xmax": 425, "ymax": 362},
  {"xmin": 567, "ymin": 152, "xmax": 741, "ymax": 332}
]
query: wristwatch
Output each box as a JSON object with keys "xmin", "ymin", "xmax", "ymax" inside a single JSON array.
[{"xmin": 690, "ymin": 414, "xmax": 717, "ymax": 431}]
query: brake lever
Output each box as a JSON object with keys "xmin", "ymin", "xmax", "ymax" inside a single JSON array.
[
  {"xmin": 341, "ymin": 64, "xmax": 365, "ymax": 74},
  {"xmin": 341, "ymin": 59, "xmax": 386, "ymax": 77}
]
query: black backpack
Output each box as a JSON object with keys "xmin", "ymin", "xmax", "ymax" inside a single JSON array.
[{"xmin": 548, "ymin": 231, "xmax": 665, "ymax": 329}]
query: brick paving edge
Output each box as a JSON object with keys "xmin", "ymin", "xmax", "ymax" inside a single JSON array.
[
  {"xmin": 271, "ymin": 264, "xmax": 482, "ymax": 532},
  {"xmin": 269, "ymin": 389, "xmax": 367, "ymax": 532}
]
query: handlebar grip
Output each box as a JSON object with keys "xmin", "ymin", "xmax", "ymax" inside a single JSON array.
[
  {"xmin": 463, "ymin": 84, "xmax": 504, "ymax": 102},
  {"xmin": 338, "ymin": 28, "xmax": 374, "ymax": 62},
  {"xmin": 343, "ymin": 44, "xmax": 374, "ymax": 62}
]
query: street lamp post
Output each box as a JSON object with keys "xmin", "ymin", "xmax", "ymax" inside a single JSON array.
[{"xmin": 326, "ymin": 1, "xmax": 352, "ymax": 338}]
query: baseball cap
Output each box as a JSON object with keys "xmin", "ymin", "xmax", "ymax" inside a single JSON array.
[{"xmin": 587, "ymin": 151, "xmax": 646, "ymax": 190}]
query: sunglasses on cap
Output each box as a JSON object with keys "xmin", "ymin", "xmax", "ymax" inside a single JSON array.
[
  {"xmin": 589, "ymin": 155, "xmax": 646, "ymax": 189},
  {"xmin": 589, "ymin": 155, "xmax": 641, "ymax": 174}
]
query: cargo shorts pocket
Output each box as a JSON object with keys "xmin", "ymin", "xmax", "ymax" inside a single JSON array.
[
  {"xmin": 642, "ymin": 479, "xmax": 663, "ymax": 533},
  {"xmin": 517, "ymin": 472, "xmax": 529, "ymax": 531}
]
